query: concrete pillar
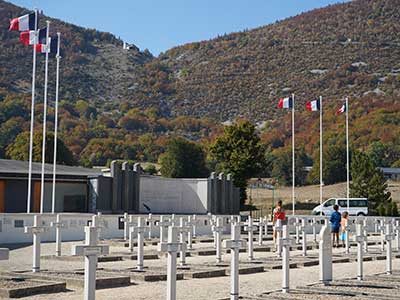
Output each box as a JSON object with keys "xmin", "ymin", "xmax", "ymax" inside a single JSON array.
[
  {"xmin": 133, "ymin": 163, "xmax": 141, "ymax": 213},
  {"xmin": 111, "ymin": 161, "xmax": 122, "ymax": 213}
]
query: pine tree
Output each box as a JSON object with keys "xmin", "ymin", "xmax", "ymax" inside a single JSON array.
[{"xmin": 350, "ymin": 151, "xmax": 391, "ymax": 215}]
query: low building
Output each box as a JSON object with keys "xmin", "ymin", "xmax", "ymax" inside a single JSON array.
[{"xmin": 0, "ymin": 159, "xmax": 102, "ymax": 213}]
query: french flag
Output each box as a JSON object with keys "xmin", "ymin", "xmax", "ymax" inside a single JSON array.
[
  {"xmin": 35, "ymin": 37, "xmax": 58, "ymax": 54},
  {"xmin": 278, "ymin": 97, "xmax": 293, "ymax": 109},
  {"xmin": 306, "ymin": 99, "xmax": 320, "ymax": 111},
  {"xmin": 20, "ymin": 28, "xmax": 46, "ymax": 46},
  {"xmin": 336, "ymin": 102, "xmax": 346, "ymax": 115},
  {"xmin": 9, "ymin": 13, "xmax": 36, "ymax": 31}
]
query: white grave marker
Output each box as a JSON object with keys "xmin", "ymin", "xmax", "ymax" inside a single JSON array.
[
  {"xmin": 24, "ymin": 215, "xmax": 48, "ymax": 272},
  {"xmin": 281, "ymin": 225, "xmax": 293, "ymax": 293},
  {"xmin": 158, "ymin": 226, "xmax": 184, "ymax": 300},
  {"xmin": 294, "ymin": 217, "xmax": 300, "ymax": 244},
  {"xmin": 394, "ymin": 220, "xmax": 400, "ymax": 252},
  {"xmin": 186, "ymin": 216, "xmax": 195, "ymax": 249},
  {"xmin": 50, "ymin": 214, "xmax": 65, "ymax": 257},
  {"xmin": 312, "ymin": 218, "xmax": 317, "ymax": 243},
  {"xmin": 127, "ymin": 216, "xmax": 137, "ymax": 253},
  {"xmin": 355, "ymin": 222, "xmax": 365, "ymax": 281},
  {"xmin": 157, "ymin": 215, "xmax": 171, "ymax": 244},
  {"xmin": 146, "ymin": 213, "xmax": 153, "ymax": 239},
  {"xmin": 384, "ymin": 223, "xmax": 394, "ymax": 275},
  {"xmin": 244, "ymin": 216, "xmax": 256, "ymax": 261},
  {"xmin": 274, "ymin": 219, "xmax": 283, "ymax": 257},
  {"xmin": 362, "ymin": 218, "xmax": 369, "ymax": 253},
  {"xmin": 121, "ymin": 212, "xmax": 129, "ymax": 241},
  {"xmin": 258, "ymin": 218, "xmax": 266, "ymax": 246},
  {"xmin": 319, "ymin": 225, "xmax": 332, "ymax": 285},
  {"xmin": 192, "ymin": 214, "xmax": 198, "ymax": 237},
  {"xmin": 223, "ymin": 222, "xmax": 246, "ymax": 300},
  {"xmin": 72, "ymin": 226, "xmax": 109, "ymax": 300},
  {"xmin": 212, "ymin": 217, "xmax": 224, "ymax": 263},
  {"xmin": 177, "ymin": 218, "xmax": 190, "ymax": 266},
  {"xmin": 300, "ymin": 218, "xmax": 307, "ymax": 256},
  {"xmin": 135, "ymin": 217, "xmax": 148, "ymax": 271}
]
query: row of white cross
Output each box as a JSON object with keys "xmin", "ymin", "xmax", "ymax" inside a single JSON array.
[{"xmin": 13, "ymin": 213, "xmax": 400, "ymax": 300}]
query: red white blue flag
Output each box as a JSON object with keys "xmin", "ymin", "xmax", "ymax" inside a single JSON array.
[
  {"xmin": 9, "ymin": 13, "xmax": 36, "ymax": 31},
  {"xmin": 336, "ymin": 102, "xmax": 346, "ymax": 115},
  {"xmin": 35, "ymin": 37, "xmax": 58, "ymax": 54},
  {"xmin": 278, "ymin": 97, "xmax": 293, "ymax": 109},
  {"xmin": 19, "ymin": 28, "xmax": 46, "ymax": 45},
  {"xmin": 306, "ymin": 99, "xmax": 320, "ymax": 111}
]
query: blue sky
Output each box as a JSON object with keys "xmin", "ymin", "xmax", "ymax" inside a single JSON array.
[{"xmin": 9, "ymin": 0, "xmax": 348, "ymax": 55}]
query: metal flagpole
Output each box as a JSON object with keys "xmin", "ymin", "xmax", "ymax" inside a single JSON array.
[
  {"xmin": 319, "ymin": 96, "xmax": 323, "ymax": 216},
  {"xmin": 292, "ymin": 93, "xmax": 295, "ymax": 215},
  {"xmin": 346, "ymin": 97, "xmax": 350, "ymax": 212},
  {"xmin": 51, "ymin": 32, "xmax": 61, "ymax": 214},
  {"xmin": 27, "ymin": 9, "xmax": 38, "ymax": 213},
  {"xmin": 40, "ymin": 21, "xmax": 50, "ymax": 214}
]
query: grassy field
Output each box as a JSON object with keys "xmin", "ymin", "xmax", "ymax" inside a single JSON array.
[{"xmin": 248, "ymin": 180, "xmax": 400, "ymax": 217}]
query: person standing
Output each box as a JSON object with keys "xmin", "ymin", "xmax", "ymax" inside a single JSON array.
[
  {"xmin": 273, "ymin": 200, "xmax": 286, "ymax": 244},
  {"xmin": 340, "ymin": 211, "xmax": 349, "ymax": 248},
  {"xmin": 330, "ymin": 205, "xmax": 342, "ymax": 247}
]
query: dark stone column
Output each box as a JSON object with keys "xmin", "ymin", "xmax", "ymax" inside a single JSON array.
[
  {"xmin": 111, "ymin": 160, "xmax": 122, "ymax": 213},
  {"xmin": 133, "ymin": 163, "xmax": 141, "ymax": 213},
  {"xmin": 218, "ymin": 173, "xmax": 226, "ymax": 214}
]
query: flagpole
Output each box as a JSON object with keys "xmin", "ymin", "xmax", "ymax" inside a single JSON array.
[
  {"xmin": 346, "ymin": 97, "xmax": 350, "ymax": 212},
  {"xmin": 319, "ymin": 96, "xmax": 323, "ymax": 216},
  {"xmin": 51, "ymin": 32, "xmax": 61, "ymax": 214},
  {"xmin": 27, "ymin": 9, "xmax": 38, "ymax": 214},
  {"xmin": 292, "ymin": 93, "xmax": 295, "ymax": 216},
  {"xmin": 40, "ymin": 21, "xmax": 50, "ymax": 214}
]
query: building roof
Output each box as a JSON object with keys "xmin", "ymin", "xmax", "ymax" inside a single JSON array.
[
  {"xmin": 0, "ymin": 159, "xmax": 102, "ymax": 177},
  {"xmin": 380, "ymin": 167, "xmax": 400, "ymax": 174}
]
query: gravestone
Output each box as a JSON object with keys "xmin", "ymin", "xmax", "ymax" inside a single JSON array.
[
  {"xmin": 280, "ymin": 225, "xmax": 293, "ymax": 293},
  {"xmin": 121, "ymin": 212, "xmax": 129, "ymax": 241},
  {"xmin": 223, "ymin": 222, "xmax": 246, "ymax": 300},
  {"xmin": 274, "ymin": 220, "xmax": 283, "ymax": 257},
  {"xmin": 127, "ymin": 215, "xmax": 137, "ymax": 252},
  {"xmin": 192, "ymin": 215, "xmax": 198, "ymax": 238},
  {"xmin": 146, "ymin": 213, "xmax": 153, "ymax": 239},
  {"xmin": 186, "ymin": 216, "xmax": 195, "ymax": 249},
  {"xmin": 50, "ymin": 214, "xmax": 65, "ymax": 257},
  {"xmin": 135, "ymin": 217, "xmax": 148, "ymax": 271},
  {"xmin": 355, "ymin": 222, "xmax": 365, "ymax": 281},
  {"xmin": 24, "ymin": 215, "xmax": 49, "ymax": 272},
  {"xmin": 244, "ymin": 216, "xmax": 256, "ymax": 261},
  {"xmin": 72, "ymin": 226, "xmax": 109, "ymax": 300},
  {"xmin": 379, "ymin": 219, "xmax": 385, "ymax": 251},
  {"xmin": 394, "ymin": 220, "xmax": 400, "ymax": 252},
  {"xmin": 212, "ymin": 217, "xmax": 224, "ymax": 263},
  {"xmin": 300, "ymin": 218, "xmax": 307, "ymax": 256},
  {"xmin": 158, "ymin": 226, "xmax": 184, "ymax": 300},
  {"xmin": 319, "ymin": 225, "xmax": 332, "ymax": 285},
  {"xmin": 258, "ymin": 218, "xmax": 266, "ymax": 246},
  {"xmin": 0, "ymin": 248, "xmax": 9, "ymax": 260},
  {"xmin": 312, "ymin": 218, "xmax": 317, "ymax": 243},
  {"xmin": 362, "ymin": 218, "xmax": 369, "ymax": 253},
  {"xmin": 294, "ymin": 217, "xmax": 300, "ymax": 244},
  {"xmin": 384, "ymin": 223, "xmax": 394, "ymax": 275},
  {"xmin": 157, "ymin": 215, "xmax": 171, "ymax": 243},
  {"xmin": 177, "ymin": 218, "xmax": 190, "ymax": 266}
]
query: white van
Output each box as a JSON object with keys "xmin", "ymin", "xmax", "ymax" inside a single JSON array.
[{"xmin": 312, "ymin": 198, "xmax": 368, "ymax": 216}]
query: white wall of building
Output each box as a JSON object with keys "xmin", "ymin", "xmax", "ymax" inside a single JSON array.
[{"xmin": 140, "ymin": 176, "xmax": 209, "ymax": 214}]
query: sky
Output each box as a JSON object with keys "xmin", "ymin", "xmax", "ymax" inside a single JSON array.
[{"xmin": 9, "ymin": 0, "xmax": 348, "ymax": 56}]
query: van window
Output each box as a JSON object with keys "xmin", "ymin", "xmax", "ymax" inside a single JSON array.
[
  {"xmin": 338, "ymin": 200, "xmax": 348, "ymax": 207},
  {"xmin": 324, "ymin": 199, "xmax": 336, "ymax": 207},
  {"xmin": 350, "ymin": 200, "xmax": 368, "ymax": 207}
]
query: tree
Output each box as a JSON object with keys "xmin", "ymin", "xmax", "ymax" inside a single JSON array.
[
  {"xmin": 144, "ymin": 164, "xmax": 158, "ymax": 175},
  {"xmin": 159, "ymin": 137, "xmax": 208, "ymax": 178},
  {"xmin": 6, "ymin": 131, "xmax": 75, "ymax": 166},
  {"xmin": 307, "ymin": 144, "xmax": 347, "ymax": 185},
  {"xmin": 350, "ymin": 151, "xmax": 391, "ymax": 215},
  {"xmin": 271, "ymin": 147, "xmax": 309, "ymax": 186},
  {"xmin": 209, "ymin": 120, "xmax": 265, "ymax": 207}
]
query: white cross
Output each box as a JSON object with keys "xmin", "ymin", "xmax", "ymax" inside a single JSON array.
[
  {"xmin": 146, "ymin": 213, "xmax": 153, "ymax": 239},
  {"xmin": 312, "ymin": 218, "xmax": 317, "ymax": 243},
  {"xmin": 223, "ymin": 222, "xmax": 246, "ymax": 300},
  {"xmin": 294, "ymin": 217, "xmax": 301, "ymax": 244},
  {"xmin": 274, "ymin": 219, "xmax": 283, "ymax": 257},
  {"xmin": 212, "ymin": 217, "xmax": 224, "ymax": 263},
  {"xmin": 158, "ymin": 226, "xmax": 185, "ymax": 300},
  {"xmin": 319, "ymin": 225, "xmax": 332, "ymax": 285},
  {"xmin": 90, "ymin": 214, "xmax": 103, "ymax": 242},
  {"xmin": 280, "ymin": 225, "xmax": 294, "ymax": 293},
  {"xmin": 177, "ymin": 218, "xmax": 190, "ymax": 266},
  {"xmin": 121, "ymin": 212, "xmax": 129, "ymax": 241},
  {"xmin": 134, "ymin": 217, "xmax": 148, "ymax": 271},
  {"xmin": 185, "ymin": 216, "xmax": 195, "ymax": 250},
  {"xmin": 50, "ymin": 214, "xmax": 66, "ymax": 257},
  {"xmin": 378, "ymin": 219, "xmax": 386, "ymax": 251},
  {"xmin": 24, "ymin": 215, "xmax": 49, "ymax": 272},
  {"xmin": 127, "ymin": 216, "xmax": 137, "ymax": 253},
  {"xmin": 0, "ymin": 248, "xmax": 9, "ymax": 260},
  {"xmin": 244, "ymin": 216, "xmax": 256, "ymax": 261},
  {"xmin": 355, "ymin": 222, "xmax": 366, "ymax": 281},
  {"xmin": 384, "ymin": 223, "xmax": 395, "ymax": 275},
  {"xmin": 394, "ymin": 220, "xmax": 400, "ymax": 252},
  {"xmin": 257, "ymin": 218, "xmax": 266, "ymax": 246},
  {"xmin": 191, "ymin": 214, "xmax": 198, "ymax": 237},
  {"xmin": 300, "ymin": 218, "xmax": 308, "ymax": 257},
  {"xmin": 72, "ymin": 226, "xmax": 109, "ymax": 300},
  {"xmin": 157, "ymin": 215, "xmax": 172, "ymax": 243},
  {"xmin": 362, "ymin": 218, "xmax": 369, "ymax": 253}
]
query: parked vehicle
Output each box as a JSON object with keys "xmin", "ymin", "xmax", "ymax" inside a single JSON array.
[{"xmin": 312, "ymin": 198, "xmax": 368, "ymax": 216}]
